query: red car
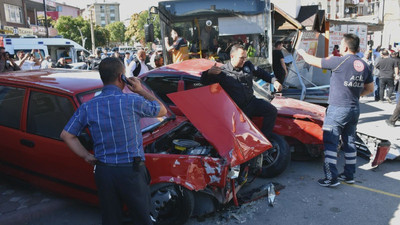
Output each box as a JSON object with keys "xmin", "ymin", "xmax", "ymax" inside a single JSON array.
[
  {"xmin": 0, "ymin": 69, "xmax": 273, "ymax": 225},
  {"xmin": 139, "ymin": 59, "xmax": 327, "ymax": 177}
]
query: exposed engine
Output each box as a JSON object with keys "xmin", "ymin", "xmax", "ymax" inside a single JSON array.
[{"xmin": 145, "ymin": 122, "xmax": 218, "ymax": 157}]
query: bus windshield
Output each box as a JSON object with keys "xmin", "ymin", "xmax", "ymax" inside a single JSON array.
[{"xmin": 158, "ymin": 0, "xmax": 272, "ymax": 68}]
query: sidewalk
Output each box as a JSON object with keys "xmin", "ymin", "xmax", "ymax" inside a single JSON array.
[{"xmin": 358, "ymin": 96, "xmax": 400, "ymax": 159}]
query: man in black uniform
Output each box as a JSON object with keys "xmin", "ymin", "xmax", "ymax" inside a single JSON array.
[
  {"xmin": 273, "ymin": 41, "xmax": 288, "ymax": 84},
  {"xmin": 201, "ymin": 44, "xmax": 282, "ymax": 138}
]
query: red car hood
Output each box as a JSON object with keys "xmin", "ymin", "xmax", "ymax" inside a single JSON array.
[
  {"xmin": 168, "ymin": 84, "xmax": 272, "ymax": 167},
  {"xmin": 272, "ymin": 96, "xmax": 325, "ymax": 122}
]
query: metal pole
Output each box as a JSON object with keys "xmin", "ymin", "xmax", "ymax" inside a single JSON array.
[
  {"xmin": 43, "ymin": 0, "xmax": 49, "ymax": 38},
  {"xmin": 90, "ymin": 5, "xmax": 96, "ymax": 53}
]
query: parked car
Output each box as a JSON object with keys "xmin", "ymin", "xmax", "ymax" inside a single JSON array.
[
  {"xmin": 139, "ymin": 59, "xmax": 327, "ymax": 177},
  {"xmin": 0, "ymin": 69, "xmax": 273, "ymax": 225}
]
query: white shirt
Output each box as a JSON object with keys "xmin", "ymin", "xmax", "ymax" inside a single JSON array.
[
  {"xmin": 41, "ymin": 60, "xmax": 52, "ymax": 69},
  {"xmin": 127, "ymin": 60, "xmax": 149, "ymax": 77},
  {"xmin": 15, "ymin": 60, "xmax": 35, "ymax": 70}
]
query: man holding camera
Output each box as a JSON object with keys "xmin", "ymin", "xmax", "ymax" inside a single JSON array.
[{"xmin": 0, "ymin": 47, "xmax": 20, "ymax": 72}]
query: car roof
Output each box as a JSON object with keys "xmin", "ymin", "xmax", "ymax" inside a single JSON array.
[
  {"xmin": 0, "ymin": 69, "xmax": 103, "ymax": 95},
  {"xmin": 142, "ymin": 59, "xmax": 222, "ymax": 78}
]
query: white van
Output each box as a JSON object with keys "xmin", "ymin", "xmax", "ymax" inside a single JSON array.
[{"xmin": 3, "ymin": 37, "xmax": 90, "ymax": 65}]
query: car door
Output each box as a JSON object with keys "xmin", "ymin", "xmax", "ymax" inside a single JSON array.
[
  {"xmin": 0, "ymin": 84, "xmax": 28, "ymax": 173},
  {"xmin": 20, "ymin": 89, "xmax": 95, "ymax": 192}
]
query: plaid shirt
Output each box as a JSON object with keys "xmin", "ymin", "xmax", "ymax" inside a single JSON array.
[{"xmin": 64, "ymin": 85, "xmax": 160, "ymax": 163}]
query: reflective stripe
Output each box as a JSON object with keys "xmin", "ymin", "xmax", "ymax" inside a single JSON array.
[
  {"xmin": 325, "ymin": 150, "xmax": 338, "ymax": 157},
  {"xmin": 345, "ymin": 152, "xmax": 357, "ymax": 157},
  {"xmin": 325, "ymin": 158, "xmax": 337, "ymax": 164},
  {"xmin": 346, "ymin": 159, "xmax": 357, "ymax": 164}
]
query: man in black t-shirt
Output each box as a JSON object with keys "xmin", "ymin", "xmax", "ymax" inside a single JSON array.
[
  {"xmin": 272, "ymin": 41, "xmax": 288, "ymax": 84},
  {"xmin": 298, "ymin": 34, "xmax": 374, "ymax": 187},
  {"xmin": 376, "ymin": 50, "xmax": 398, "ymax": 102}
]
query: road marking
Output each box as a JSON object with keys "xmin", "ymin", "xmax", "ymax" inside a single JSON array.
[{"xmin": 343, "ymin": 182, "xmax": 400, "ymax": 199}]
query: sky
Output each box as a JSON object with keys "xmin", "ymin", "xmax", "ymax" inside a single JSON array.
[{"xmin": 55, "ymin": 0, "xmax": 162, "ymax": 21}]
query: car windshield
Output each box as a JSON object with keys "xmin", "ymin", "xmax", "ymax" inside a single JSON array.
[{"xmin": 77, "ymin": 88, "xmax": 172, "ymax": 133}]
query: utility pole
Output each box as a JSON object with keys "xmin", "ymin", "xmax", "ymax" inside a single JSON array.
[
  {"xmin": 90, "ymin": 5, "xmax": 96, "ymax": 53},
  {"xmin": 43, "ymin": 0, "xmax": 49, "ymax": 37},
  {"xmin": 77, "ymin": 26, "xmax": 87, "ymax": 47}
]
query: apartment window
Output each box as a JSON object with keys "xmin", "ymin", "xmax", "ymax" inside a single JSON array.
[
  {"xmin": 110, "ymin": 13, "xmax": 115, "ymax": 17},
  {"xmin": 101, "ymin": 20, "xmax": 106, "ymax": 26},
  {"xmin": 111, "ymin": 17, "xmax": 115, "ymax": 21},
  {"xmin": 327, "ymin": 5, "xmax": 331, "ymax": 14},
  {"xmin": 101, "ymin": 13, "xmax": 105, "ymax": 17},
  {"xmin": 110, "ymin": 6, "xmax": 115, "ymax": 10},
  {"xmin": 56, "ymin": 6, "xmax": 63, "ymax": 12},
  {"xmin": 4, "ymin": 4, "xmax": 23, "ymax": 24}
]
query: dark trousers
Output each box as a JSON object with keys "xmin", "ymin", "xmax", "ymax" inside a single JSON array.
[
  {"xmin": 379, "ymin": 78, "xmax": 394, "ymax": 101},
  {"xmin": 322, "ymin": 105, "xmax": 359, "ymax": 179},
  {"xmin": 94, "ymin": 162, "xmax": 153, "ymax": 225},
  {"xmin": 242, "ymin": 97, "xmax": 277, "ymax": 138},
  {"xmin": 388, "ymin": 99, "xmax": 400, "ymax": 124}
]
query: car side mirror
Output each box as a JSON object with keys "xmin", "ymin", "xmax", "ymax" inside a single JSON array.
[{"xmin": 145, "ymin": 23, "xmax": 154, "ymax": 43}]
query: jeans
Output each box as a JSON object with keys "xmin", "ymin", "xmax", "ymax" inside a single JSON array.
[
  {"xmin": 322, "ymin": 105, "xmax": 360, "ymax": 180},
  {"xmin": 373, "ymin": 76, "xmax": 380, "ymax": 101}
]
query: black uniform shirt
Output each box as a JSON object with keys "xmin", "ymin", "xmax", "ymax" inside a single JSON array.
[{"xmin": 201, "ymin": 61, "xmax": 277, "ymax": 109}]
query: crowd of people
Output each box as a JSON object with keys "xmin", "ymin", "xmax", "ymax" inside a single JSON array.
[{"xmin": 0, "ymin": 46, "xmax": 164, "ymax": 74}]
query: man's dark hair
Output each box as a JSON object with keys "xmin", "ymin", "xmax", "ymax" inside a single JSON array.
[
  {"xmin": 171, "ymin": 27, "xmax": 181, "ymax": 36},
  {"xmin": 0, "ymin": 47, "xmax": 5, "ymax": 51},
  {"xmin": 230, "ymin": 44, "xmax": 246, "ymax": 55},
  {"xmin": 155, "ymin": 54, "xmax": 163, "ymax": 62},
  {"xmin": 99, "ymin": 57, "xmax": 124, "ymax": 85},
  {"xmin": 381, "ymin": 49, "xmax": 389, "ymax": 56},
  {"xmin": 343, "ymin": 33, "xmax": 360, "ymax": 53},
  {"xmin": 274, "ymin": 41, "xmax": 283, "ymax": 48}
]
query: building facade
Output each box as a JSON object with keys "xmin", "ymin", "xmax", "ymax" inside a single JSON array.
[
  {"xmin": 0, "ymin": 0, "xmax": 57, "ymax": 37},
  {"xmin": 82, "ymin": 2, "xmax": 120, "ymax": 27},
  {"xmin": 45, "ymin": 2, "xmax": 81, "ymax": 21}
]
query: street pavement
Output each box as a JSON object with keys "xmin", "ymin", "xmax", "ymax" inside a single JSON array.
[{"xmin": 0, "ymin": 96, "xmax": 399, "ymax": 225}]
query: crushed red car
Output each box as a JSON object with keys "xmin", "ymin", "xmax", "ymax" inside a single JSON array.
[
  {"xmin": 0, "ymin": 69, "xmax": 274, "ymax": 225},
  {"xmin": 139, "ymin": 59, "xmax": 327, "ymax": 177}
]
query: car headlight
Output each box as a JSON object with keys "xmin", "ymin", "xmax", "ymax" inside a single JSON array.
[{"xmin": 227, "ymin": 165, "xmax": 240, "ymax": 179}]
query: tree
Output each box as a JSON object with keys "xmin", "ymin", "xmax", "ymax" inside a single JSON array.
[
  {"xmin": 106, "ymin": 21, "xmax": 126, "ymax": 44},
  {"xmin": 125, "ymin": 10, "xmax": 160, "ymax": 44},
  {"xmin": 54, "ymin": 16, "xmax": 110, "ymax": 50}
]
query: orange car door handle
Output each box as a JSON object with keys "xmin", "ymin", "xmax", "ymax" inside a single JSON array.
[{"xmin": 20, "ymin": 139, "xmax": 35, "ymax": 148}]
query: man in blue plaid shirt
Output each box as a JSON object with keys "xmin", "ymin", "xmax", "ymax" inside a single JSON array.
[{"xmin": 61, "ymin": 57, "xmax": 166, "ymax": 225}]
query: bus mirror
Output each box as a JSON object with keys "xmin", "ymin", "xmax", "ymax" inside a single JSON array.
[
  {"xmin": 145, "ymin": 23, "xmax": 154, "ymax": 43},
  {"xmin": 149, "ymin": 6, "xmax": 158, "ymax": 15}
]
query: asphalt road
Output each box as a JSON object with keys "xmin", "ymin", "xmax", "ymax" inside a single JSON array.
[
  {"xmin": 1, "ymin": 97, "xmax": 399, "ymax": 225},
  {"xmin": 1, "ymin": 155, "xmax": 399, "ymax": 225}
]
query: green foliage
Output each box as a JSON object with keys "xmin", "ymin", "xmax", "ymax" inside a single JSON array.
[
  {"xmin": 106, "ymin": 21, "xmax": 126, "ymax": 43},
  {"xmin": 125, "ymin": 10, "xmax": 160, "ymax": 44},
  {"xmin": 54, "ymin": 16, "xmax": 111, "ymax": 49}
]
